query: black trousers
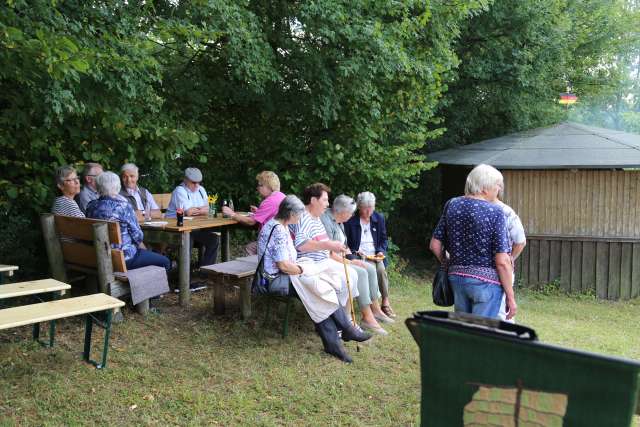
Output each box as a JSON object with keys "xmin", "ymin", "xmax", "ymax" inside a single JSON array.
[{"xmin": 191, "ymin": 230, "xmax": 219, "ymax": 267}]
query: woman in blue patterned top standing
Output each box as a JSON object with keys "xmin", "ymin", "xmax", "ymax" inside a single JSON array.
[
  {"xmin": 429, "ymin": 164, "xmax": 517, "ymax": 320},
  {"xmin": 86, "ymin": 171, "xmax": 170, "ymax": 272}
]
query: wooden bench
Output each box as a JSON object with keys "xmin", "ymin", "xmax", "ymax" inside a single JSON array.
[
  {"xmin": 40, "ymin": 213, "xmax": 151, "ymax": 315},
  {"xmin": 202, "ymin": 257, "xmax": 297, "ymax": 337},
  {"xmin": 0, "ymin": 278, "xmax": 71, "ymax": 347},
  {"xmin": 0, "ymin": 292, "xmax": 124, "ymax": 368},
  {"xmin": 0, "ymin": 264, "xmax": 19, "ymax": 284},
  {"xmin": 201, "ymin": 259, "xmax": 258, "ymax": 319}
]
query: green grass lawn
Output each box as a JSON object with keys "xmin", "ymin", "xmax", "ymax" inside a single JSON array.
[{"xmin": 1, "ymin": 268, "xmax": 639, "ymax": 426}]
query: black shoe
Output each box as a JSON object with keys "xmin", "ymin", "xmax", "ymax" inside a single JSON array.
[
  {"xmin": 331, "ymin": 309, "xmax": 372, "ymax": 343},
  {"xmin": 315, "ymin": 318, "xmax": 353, "ymax": 363}
]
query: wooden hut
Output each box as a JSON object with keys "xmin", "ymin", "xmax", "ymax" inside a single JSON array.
[{"xmin": 429, "ymin": 122, "xmax": 640, "ymax": 300}]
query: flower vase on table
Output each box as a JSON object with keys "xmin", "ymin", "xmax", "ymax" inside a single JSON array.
[{"xmin": 208, "ymin": 194, "xmax": 219, "ymax": 218}]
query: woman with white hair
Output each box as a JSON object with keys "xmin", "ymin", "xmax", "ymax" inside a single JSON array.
[
  {"xmin": 258, "ymin": 195, "xmax": 371, "ymax": 363},
  {"xmin": 86, "ymin": 171, "xmax": 170, "ymax": 271},
  {"xmin": 321, "ymin": 195, "xmax": 394, "ymax": 335},
  {"xmin": 429, "ymin": 164, "xmax": 517, "ymax": 319},
  {"xmin": 119, "ymin": 163, "xmax": 161, "ymax": 219},
  {"xmin": 344, "ymin": 191, "xmax": 396, "ymax": 318}
]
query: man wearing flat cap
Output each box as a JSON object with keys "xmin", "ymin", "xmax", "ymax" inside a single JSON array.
[{"xmin": 166, "ymin": 168, "xmax": 219, "ymax": 269}]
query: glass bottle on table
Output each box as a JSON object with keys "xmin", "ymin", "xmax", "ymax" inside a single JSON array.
[
  {"xmin": 222, "ymin": 199, "xmax": 229, "ymax": 217},
  {"xmin": 144, "ymin": 201, "xmax": 152, "ymax": 222}
]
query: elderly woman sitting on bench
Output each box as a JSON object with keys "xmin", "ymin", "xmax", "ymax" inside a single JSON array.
[
  {"xmin": 258, "ymin": 195, "xmax": 371, "ymax": 363},
  {"xmin": 86, "ymin": 171, "xmax": 170, "ymax": 272}
]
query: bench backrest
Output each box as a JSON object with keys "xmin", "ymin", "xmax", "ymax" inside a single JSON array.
[
  {"xmin": 53, "ymin": 215, "xmax": 127, "ymax": 273},
  {"xmin": 153, "ymin": 193, "xmax": 172, "ymax": 212}
]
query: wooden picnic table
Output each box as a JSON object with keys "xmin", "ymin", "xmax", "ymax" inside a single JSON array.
[{"xmin": 139, "ymin": 215, "xmax": 239, "ymax": 306}]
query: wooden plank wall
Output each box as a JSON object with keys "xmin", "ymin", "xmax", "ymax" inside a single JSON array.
[
  {"xmin": 515, "ymin": 237, "xmax": 640, "ymax": 300},
  {"xmin": 503, "ymin": 170, "xmax": 640, "ymax": 239}
]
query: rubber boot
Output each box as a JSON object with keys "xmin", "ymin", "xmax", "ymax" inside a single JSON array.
[
  {"xmin": 314, "ymin": 318, "xmax": 353, "ymax": 363},
  {"xmin": 331, "ymin": 308, "xmax": 372, "ymax": 343}
]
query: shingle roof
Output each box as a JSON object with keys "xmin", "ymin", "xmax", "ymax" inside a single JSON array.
[{"xmin": 429, "ymin": 122, "xmax": 640, "ymax": 169}]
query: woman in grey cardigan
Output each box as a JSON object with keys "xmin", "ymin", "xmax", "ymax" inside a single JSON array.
[{"xmin": 320, "ymin": 195, "xmax": 394, "ymax": 335}]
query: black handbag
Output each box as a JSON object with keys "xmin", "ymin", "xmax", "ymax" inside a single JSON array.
[
  {"xmin": 251, "ymin": 224, "xmax": 278, "ymax": 296},
  {"xmin": 432, "ymin": 199, "xmax": 454, "ymax": 307},
  {"xmin": 432, "ymin": 266, "xmax": 454, "ymax": 307}
]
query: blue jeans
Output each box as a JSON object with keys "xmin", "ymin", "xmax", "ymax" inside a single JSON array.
[
  {"xmin": 126, "ymin": 249, "xmax": 171, "ymax": 272},
  {"xmin": 449, "ymin": 274, "xmax": 503, "ymax": 319}
]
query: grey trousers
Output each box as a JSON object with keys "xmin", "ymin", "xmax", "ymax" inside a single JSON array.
[
  {"xmin": 367, "ymin": 260, "xmax": 389, "ymax": 300},
  {"xmin": 351, "ymin": 262, "xmax": 380, "ymax": 307}
]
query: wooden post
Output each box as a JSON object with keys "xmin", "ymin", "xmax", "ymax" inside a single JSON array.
[
  {"xmin": 40, "ymin": 214, "xmax": 68, "ymax": 283},
  {"xmin": 178, "ymin": 231, "xmax": 191, "ymax": 306},
  {"xmin": 221, "ymin": 228, "xmax": 230, "ymax": 262},
  {"xmin": 214, "ymin": 275, "xmax": 226, "ymax": 315},
  {"xmin": 93, "ymin": 223, "xmax": 115, "ymax": 295}
]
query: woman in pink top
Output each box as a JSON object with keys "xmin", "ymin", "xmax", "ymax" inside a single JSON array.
[{"xmin": 222, "ymin": 171, "xmax": 286, "ymax": 254}]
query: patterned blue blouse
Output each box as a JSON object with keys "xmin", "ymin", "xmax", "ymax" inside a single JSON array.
[
  {"xmin": 258, "ymin": 219, "xmax": 297, "ymax": 276},
  {"xmin": 433, "ymin": 197, "xmax": 510, "ymax": 285},
  {"xmin": 86, "ymin": 196, "xmax": 143, "ymax": 261}
]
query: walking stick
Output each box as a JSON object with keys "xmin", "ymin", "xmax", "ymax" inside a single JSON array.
[{"xmin": 341, "ymin": 253, "xmax": 360, "ymax": 352}]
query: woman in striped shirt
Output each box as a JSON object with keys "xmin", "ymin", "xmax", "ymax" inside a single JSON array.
[{"xmin": 51, "ymin": 165, "xmax": 85, "ymax": 217}]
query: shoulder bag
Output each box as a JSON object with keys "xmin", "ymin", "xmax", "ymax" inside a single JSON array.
[
  {"xmin": 251, "ymin": 224, "xmax": 279, "ymax": 296},
  {"xmin": 432, "ymin": 199, "xmax": 454, "ymax": 307}
]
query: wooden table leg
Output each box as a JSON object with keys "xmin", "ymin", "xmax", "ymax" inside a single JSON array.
[
  {"xmin": 221, "ymin": 228, "xmax": 230, "ymax": 262},
  {"xmin": 240, "ymin": 278, "xmax": 251, "ymax": 319},
  {"xmin": 214, "ymin": 275, "xmax": 226, "ymax": 315},
  {"xmin": 179, "ymin": 232, "xmax": 191, "ymax": 306}
]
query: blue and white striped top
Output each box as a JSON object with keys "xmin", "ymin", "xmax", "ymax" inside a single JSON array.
[
  {"xmin": 52, "ymin": 196, "xmax": 85, "ymax": 218},
  {"xmin": 289, "ymin": 210, "xmax": 330, "ymax": 262}
]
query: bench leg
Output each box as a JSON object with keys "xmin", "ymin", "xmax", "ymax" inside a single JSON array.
[
  {"xmin": 32, "ymin": 291, "xmax": 61, "ymax": 348},
  {"xmin": 83, "ymin": 310, "xmax": 114, "ymax": 369},
  {"xmin": 48, "ymin": 320, "xmax": 56, "ymax": 347},
  {"xmin": 33, "ymin": 323, "xmax": 40, "ymax": 342},
  {"xmin": 240, "ymin": 278, "xmax": 251, "ymax": 320},
  {"xmin": 83, "ymin": 314, "xmax": 93, "ymax": 362},
  {"xmin": 135, "ymin": 299, "xmax": 150, "ymax": 315},
  {"xmin": 213, "ymin": 276, "xmax": 226, "ymax": 315}
]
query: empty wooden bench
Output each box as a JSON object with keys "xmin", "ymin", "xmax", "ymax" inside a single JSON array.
[
  {"xmin": 201, "ymin": 259, "xmax": 258, "ymax": 319},
  {"xmin": 40, "ymin": 213, "xmax": 151, "ymax": 315},
  {"xmin": 0, "ymin": 290, "xmax": 124, "ymax": 369},
  {"xmin": 0, "ymin": 278, "xmax": 71, "ymax": 347},
  {"xmin": 0, "ymin": 264, "xmax": 19, "ymax": 284},
  {"xmin": 202, "ymin": 257, "xmax": 297, "ymax": 336}
]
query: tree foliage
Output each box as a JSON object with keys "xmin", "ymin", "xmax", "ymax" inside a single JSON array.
[
  {"xmin": 0, "ymin": 0, "xmax": 488, "ymax": 275},
  {"xmin": 568, "ymin": 1, "xmax": 640, "ymax": 131},
  {"xmin": 391, "ymin": 0, "xmax": 640, "ymax": 250}
]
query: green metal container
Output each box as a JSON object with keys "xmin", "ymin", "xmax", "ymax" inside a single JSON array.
[{"xmin": 406, "ymin": 311, "xmax": 640, "ymax": 426}]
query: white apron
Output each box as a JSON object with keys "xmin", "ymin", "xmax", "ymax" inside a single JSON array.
[{"xmin": 290, "ymin": 258, "xmax": 358, "ymax": 323}]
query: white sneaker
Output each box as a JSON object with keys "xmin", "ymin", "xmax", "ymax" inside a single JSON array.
[
  {"xmin": 374, "ymin": 313, "xmax": 395, "ymax": 324},
  {"xmin": 361, "ymin": 321, "xmax": 388, "ymax": 336}
]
